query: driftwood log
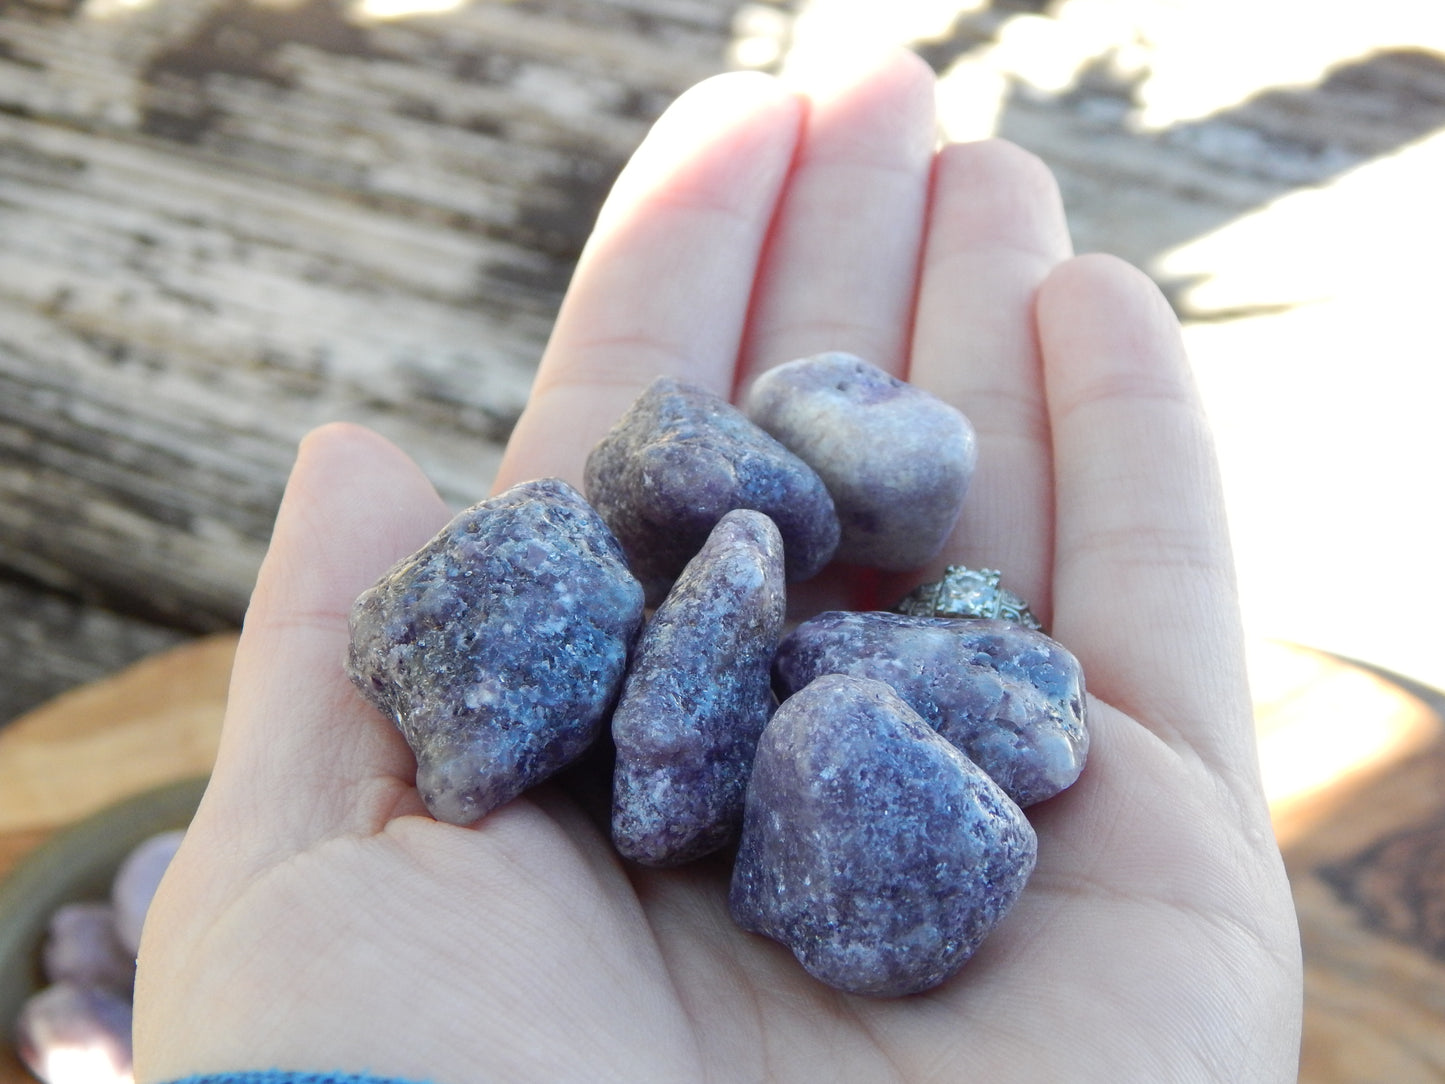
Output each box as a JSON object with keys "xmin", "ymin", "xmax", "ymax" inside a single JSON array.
[
  {"xmin": 3, "ymin": 0, "xmax": 1445, "ymax": 720},
  {"xmin": 0, "ymin": 0, "xmax": 738, "ymax": 718}
]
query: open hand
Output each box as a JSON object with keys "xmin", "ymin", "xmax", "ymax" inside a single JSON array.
[{"xmin": 134, "ymin": 50, "xmax": 1302, "ymax": 1082}]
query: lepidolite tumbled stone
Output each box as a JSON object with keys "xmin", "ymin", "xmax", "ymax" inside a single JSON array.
[
  {"xmin": 743, "ymin": 352, "xmax": 977, "ymax": 570},
  {"xmin": 584, "ymin": 376, "xmax": 839, "ymax": 603},
  {"xmin": 611, "ymin": 509, "xmax": 785, "ymax": 866},
  {"xmin": 730, "ymin": 674, "xmax": 1037, "ymax": 997},
  {"xmin": 347, "ymin": 478, "xmax": 645, "ymax": 825},
  {"xmin": 774, "ymin": 611, "xmax": 1087, "ymax": 807}
]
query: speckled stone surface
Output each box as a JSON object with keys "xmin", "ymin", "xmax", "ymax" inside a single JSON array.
[
  {"xmin": 611, "ymin": 509, "xmax": 786, "ymax": 866},
  {"xmin": 743, "ymin": 352, "xmax": 977, "ymax": 571},
  {"xmin": 774, "ymin": 612, "xmax": 1088, "ymax": 807},
  {"xmin": 583, "ymin": 376, "xmax": 839, "ymax": 603},
  {"xmin": 347, "ymin": 478, "xmax": 645, "ymax": 825},
  {"xmin": 730, "ymin": 674, "xmax": 1037, "ymax": 997}
]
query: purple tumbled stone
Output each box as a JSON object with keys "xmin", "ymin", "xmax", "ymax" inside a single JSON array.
[
  {"xmin": 743, "ymin": 352, "xmax": 977, "ymax": 571},
  {"xmin": 774, "ymin": 611, "xmax": 1088, "ymax": 807},
  {"xmin": 583, "ymin": 376, "xmax": 840, "ymax": 603},
  {"xmin": 730, "ymin": 674, "xmax": 1036, "ymax": 997},
  {"xmin": 347, "ymin": 478, "xmax": 645, "ymax": 825},
  {"xmin": 611, "ymin": 509, "xmax": 785, "ymax": 866},
  {"xmin": 41, "ymin": 903, "xmax": 135, "ymax": 993},
  {"xmin": 16, "ymin": 982, "xmax": 133, "ymax": 1083},
  {"xmin": 112, "ymin": 829, "xmax": 184, "ymax": 957}
]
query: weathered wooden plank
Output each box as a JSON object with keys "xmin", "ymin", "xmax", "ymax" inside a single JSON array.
[
  {"xmin": 3, "ymin": 0, "xmax": 1444, "ymax": 721},
  {"xmin": 0, "ymin": 0, "xmax": 738, "ymax": 645},
  {"xmin": 0, "ymin": 574, "xmax": 188, "ymax": 722},
  {"xmin": 0, "ymin": 0, "xmax": 746, "ymax": 719}
]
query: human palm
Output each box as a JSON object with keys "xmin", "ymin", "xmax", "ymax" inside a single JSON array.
[{"xmin": 134, "ymin": 52, "xmax": 1302, "ymax": 1082}]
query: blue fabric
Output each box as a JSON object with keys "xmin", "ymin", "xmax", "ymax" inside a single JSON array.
[{"xmin": 163, "ymin": 1074, "xmax": 430, "ymax": 1084}]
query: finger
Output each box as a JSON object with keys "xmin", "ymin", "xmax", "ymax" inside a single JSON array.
[
  {"xmin": 736, "ymin": 47, "xmax": 938, "ymax": 386},
  {"xmin": 1040, "ymin": 255, "xmax": 1254, "ymax": 773},
  {"xmin": 199, "ymin": 423, "xmax": 451, "ymax": 858},
  {"xmin": 495, "ymin": 72, "xmax": 804, "ymax": 491},
  {"xmin": 890, "ymin": 139, "xmax": 1072, "ymax": 621}
]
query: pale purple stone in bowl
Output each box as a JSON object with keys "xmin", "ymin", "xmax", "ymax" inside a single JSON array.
[
  {"xmin": 16, "ymin": 982, "xmax": 133, "ymax": 1083},
  {"xmin": 41, "ymin": 903, "xmax": 135, "ymax": 993},
  {"xmin": 730, "ymin": 674, "xmax": 1037, "ymax": 997},
  {"xmin": 583, "ymin": 376, "xmax": 839, "ymax": 604},
  {"xmin": 611, "ymin": 509, "xmax": 786, "ymax": 866},
  {"xmin": 743, "ymin": 352, "xmax": 977, "ymax": 571},
  {"xmin": 347, "ymin": 478, "xmax": 645, "ymax": 825},
  {"xmin": 111, "ymin": 829, "xmax": 184, "ymax": 957},
  {"xmin": 773, "ymin": 611, "xmax": 1088, "ymax": 807}
]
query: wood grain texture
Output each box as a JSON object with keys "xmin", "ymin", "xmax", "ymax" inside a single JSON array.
[
  {"xmin": 0, "ymin": 632, "xmax": 232, "ymax": 835},
  {"xmin": 0, "ymin": 575, "xmax": 188, "ymax": 722},
  {"xmin": 0, "ymin": 0, "xmax": 740, "ymax": 724},
  {"xmin": 1293, "ymin": 748, "xmax": 1445, "ymax": 1082},
  {"xmin": 1252, "ymin": 645, "xmax": 1445, "ymax": 1083},
  {"xmin": 0, "ymin": 0, "xmax": 733, "ymax": 711},
  {"xmin": 4, "ymin": 0, "xmax": 1445, "ymax": 721}
]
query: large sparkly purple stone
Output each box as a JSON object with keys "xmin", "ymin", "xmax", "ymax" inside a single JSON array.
[
  {"xmin": 611, "ymin": 509, "xmax": 785, "ymax": 866},
  {"xmin": 730, "ymin": 674, "xmax": 1036, "ymax": 997},
  {"xmin": 347, "ymin": 478, "xmax": 645, "ymax": 825},
  {"xmin": 773, "ymin": 612, "xmax": 1088, "ymax": 807},
  {"xmin": 583, "ymin": 376, "xmax": 839, "ymax": 603},
  {"xmin": 743, "ymin": 352, "xmax": 977, "ymax": 570}
]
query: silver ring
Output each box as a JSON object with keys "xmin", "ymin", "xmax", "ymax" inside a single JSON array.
[{"xmin": 892, "ymin": 565, "xmax": 1042, "ymax": 630}]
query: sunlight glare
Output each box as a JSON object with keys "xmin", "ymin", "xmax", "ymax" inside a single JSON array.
[
  {"xmin": 352, "ymin": 0, "xmax": 470, "ymax": 22},
  {"xmin": 932, "ymin": 0, "xmax": 1143, "ymax": 139},
  {"xmin": 1160, "ymin": 127, "xmax": 1445, "ymax": 315},
  {"xmin": 1168, "ymin": 127, "xmax": 1445, "ymax": 692},
  {"xmin": 1132, "ymin": 0, "xmax": 1445, "ymax": 130},
  {"xmin": 730, "ymin": 3, "xmax": 793, "ymax": 70},
  {"xmin": 779, "ymin": 0, "xmax": 1445, "ymax": 146},
  {"xmin": 1252, "ymin": 641, "xmax": 1439, "ymax": 842},
  {"xmin": 82, "ymin": 0, "xmax": 159, "ymax": 20},
  {"xmin": 33, "ymin": 1044, "xmax": 131, "ymax": 1084},
  {"xmin": 781, "ymin": 0, "xmax": 986, "ymax": 73}
]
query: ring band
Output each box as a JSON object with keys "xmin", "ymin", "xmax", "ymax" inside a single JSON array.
[{"xmin": 892, "ymin": 565, "xmax": 1042, "ymax": 630}]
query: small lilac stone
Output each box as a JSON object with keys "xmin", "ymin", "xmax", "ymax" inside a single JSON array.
[
  {"xmin": 730, "ymin": 674, "xmax": 1036, "ymax": 997},
  {"xmin": 611, "ymin": 509, "xmax": 785, "ymax": 866},
  {"xmin": 347, "ymin": 478, "xmax": 645, "ymax": 825},
  {"xmin": 774, "ymin": 611, "xmax": 1088, "ymax": 807},
  {"xmin": 743, "ymin": 352, "xmax": 977, "ymax": 570},
  {"xmin": 42, "ymin": 903, "xmax": 135, "ymax": 992},
  {"xmin": 112, "ymin": 829, "xmax": 184, "ymax": 958},
  {"xmin": 583, "ymin": 376, "xmax": 840, "ymax": 603},
  {"xmin": 15, "ymin": 982, "xmax": 134, "ymax": 1083}
]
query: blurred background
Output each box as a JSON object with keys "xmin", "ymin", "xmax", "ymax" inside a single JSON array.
[
  {"xmin": 0, "ymin": 0, "xmax": 1442, "ymax": 1078},
  {"xmin": 2, "ymin": 0, "xmax": 1441, "ymax": 716}
]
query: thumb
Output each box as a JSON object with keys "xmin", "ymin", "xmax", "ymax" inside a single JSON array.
[{"xmin": 197, "ymin": 422, "xmax": 451, "ymax": 866}]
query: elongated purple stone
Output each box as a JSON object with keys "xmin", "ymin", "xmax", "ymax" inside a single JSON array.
[
  {"xmin": 743, "ymin": 352, "xmax": 977, "ymax": 570},
  {"xmin": 347, "ymin": 478, "xmax": 645, "ymax": 825},
  {"xmin": 730, "ymin": 674, "xmax": 1037, "ymax": 997},
  {"xmin": 773, "ymin": 611, "xmax": 1087, "ymax": 807},
  {"xmin": 583, "ymin": 376, "xmax": 839, "ymax": 603},
  {"xmin": 611, "ymin": 509, "xmax": 785, "ymax": 866}
]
